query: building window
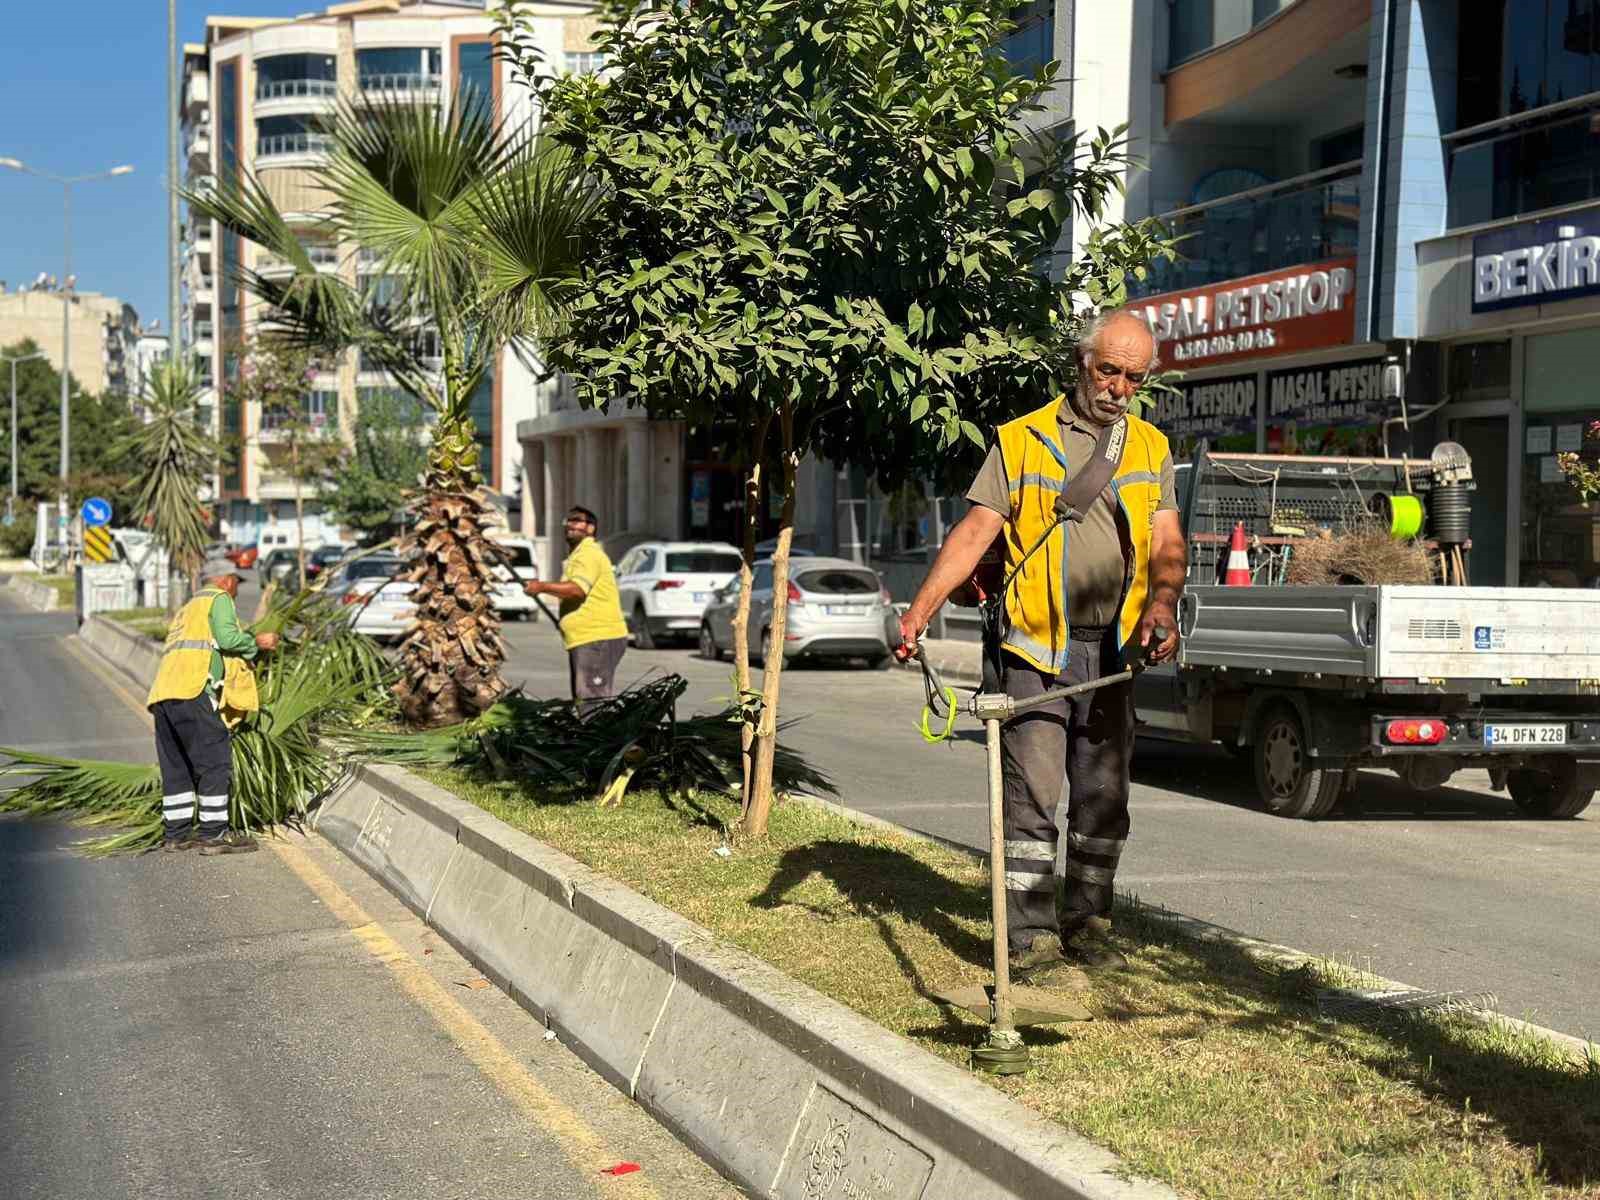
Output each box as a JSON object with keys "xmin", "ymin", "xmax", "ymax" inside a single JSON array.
[
  {"xmin": 255, "ymin": 53, "xmax": 337, "ymax": 100},
  {"xmin": 458, "ymin": 40, "xmax": 496, "ymax": 107},
  {"xmin": 358, "ymin": 46, "xmax": 442, "ymax": 92},
  {"xmin": 1169, "ymin": 0, "xmax": 1216, "ymax": 67},
  {"xmin": 256, "ymin": 114, "xmax": 333, "ymax": 158},
  {"xmin": 469, "ymin": 367, "xmax": 495, "ymax": 486},
  {"xmin": 996, "ymin": 1, "xmax": 1053, "ymax": 77},
  {"xmin": 564, "ymin": 50, "xmax": 608, "ymax": 75}
]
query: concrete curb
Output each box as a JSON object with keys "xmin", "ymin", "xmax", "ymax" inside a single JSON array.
[
  {"xmin": 79, "ymin": 614, "xmax": 162, "ymax": 693},
  {"xmin": 314, "ymin": 764, "xmax": 1179, "ymax": 1200},
  {"xmin": 2, "ymin": 573, "xmax": 60, "ymax": 612}
]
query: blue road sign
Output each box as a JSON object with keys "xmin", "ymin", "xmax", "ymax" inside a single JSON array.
[{"xmin": 81, "ymin": 497, "xmax": 112, "ymax": 527}]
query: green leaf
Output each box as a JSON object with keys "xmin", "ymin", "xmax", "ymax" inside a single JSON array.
[
  {"xmin": 1027, "ymin": 188, "xmax": 1054, "ymax": 210},
  {"xmin": 961, "ymin": 420, "xmax": 985, "ymax": 449},
  {"xmin": 954, "ymin": 147, "xmax": 974, "ymax": 178},
  {"xmin": 922, "ymin": 165, "xmax": 940, "ymax": 193},
  {"xmin": 910, "ymin": 394, "xmax": 929, "ymax": 421},
  {"xmin": 907, "ymin": 301, "xmax": 925, "ymax": 336}
]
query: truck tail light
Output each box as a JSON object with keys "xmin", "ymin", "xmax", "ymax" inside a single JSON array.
[
  {"xmin": 652, "ymin": 579, "xmax": 683, "ymax": 591},
  {"xmin": 1385, "ymin": 719, "xmax": 1447, "ymax": 745}
]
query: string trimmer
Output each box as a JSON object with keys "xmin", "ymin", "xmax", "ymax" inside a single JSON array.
[{"xmin": 912, "ymin": 626, "xmax": 1169, "ymax": 1075}]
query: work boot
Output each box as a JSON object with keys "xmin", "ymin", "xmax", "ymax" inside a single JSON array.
[
  {"xmin": 1062, "ymin": 916, "xmax": 1129, "ymax": 971},
  {"xmin": 197, "ymin": 829, "xmax": 259, "ymax": 856},
  {"xmin": 1007, "ymin": 933, "xmax": 1092, "ymax": 993},
  {"xmin": 160, "ymin": 829, "xmax": 196, "ymax": 853}
]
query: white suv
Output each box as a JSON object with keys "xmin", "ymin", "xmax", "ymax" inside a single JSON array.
[
  {"xmin": 487, "ymin": 536, "xmax": 541, "ymax": 620},
  {"xmin": 615, "ymin": 541, "xmax": 744, "ymax": 649}
]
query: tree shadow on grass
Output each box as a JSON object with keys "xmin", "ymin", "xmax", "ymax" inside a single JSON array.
[{"xmin": 752, "ymin": 835, "xmax": 1600, "ymax": 1185}]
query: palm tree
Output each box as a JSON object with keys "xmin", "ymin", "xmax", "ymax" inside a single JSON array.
[
  {"xmin": 185, "ymin": 93, "xmax": 595, "ymax": 726},
  {"xmin": 121, "ymin": 359, "xmax": 222, "ymax": 607}
]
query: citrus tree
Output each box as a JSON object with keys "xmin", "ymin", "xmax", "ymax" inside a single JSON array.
[{"xmin": 498, "ymin": 0, "xmax": 1173, "ymax": 835}]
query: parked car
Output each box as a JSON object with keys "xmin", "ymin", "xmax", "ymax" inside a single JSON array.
[
  {"xmin": 305, "ymin": 543, "xmax": 353, "ymax": 581},
  {"xmin": 259, "ymin": 548, "xmax": 304, "ymax": 589},
  {"xmin": 615, "ymin": 541, "xmax": 744, "ymax": 649},
  {"xmin": 699, "ymin": 556, "xmax": 894, "ymax": 668},
  {"xmin": 486, "ymin": 536, "xmax": 541, "ymax": 620},
  {"xmin": 326, "ymin": 553, "xmax": 416, "ymax": 643}
]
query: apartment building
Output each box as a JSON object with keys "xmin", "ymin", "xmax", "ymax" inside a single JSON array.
[
  {"xmin": 0, "ymin": 282, "xmax": 140, "ymax": 397},
  {"xmin": 182, "ymin": 0, "xmax": 596, "ymax": 547}
]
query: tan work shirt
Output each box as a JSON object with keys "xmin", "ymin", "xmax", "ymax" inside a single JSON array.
[{"xmin": 966, "ymin": 402, "xmax": 1179, "ymax": 626}]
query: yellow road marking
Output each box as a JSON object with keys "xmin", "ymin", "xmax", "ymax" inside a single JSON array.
[
  {"xmin": 68, "ymin": 629, "xmax": 659, "ymax": 1195},
  {"xmin": 267, "ymin": 836, "xmax": 659, "ymax": 1197}
]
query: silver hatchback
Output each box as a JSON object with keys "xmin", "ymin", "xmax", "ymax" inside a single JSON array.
[{"xmin": 699, "ymin": 556, "xmax": 894, "ymax": 668}]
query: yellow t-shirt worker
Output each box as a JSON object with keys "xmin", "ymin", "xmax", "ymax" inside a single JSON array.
[{"xmin": 523, "ymin": 506, "xmax": 629, "ymax": 715}]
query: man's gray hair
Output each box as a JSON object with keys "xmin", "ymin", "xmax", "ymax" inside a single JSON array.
[{"xmin": 1076, "ymin": 309, "xmax": 1160, "ymax": 372}]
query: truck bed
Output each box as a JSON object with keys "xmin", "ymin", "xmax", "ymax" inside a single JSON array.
[{"xmin": 1177, "ymin": 585, "xmax": 1600, "ymax": 686}]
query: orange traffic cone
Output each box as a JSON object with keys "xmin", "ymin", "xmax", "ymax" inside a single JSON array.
[{"xmin": 1224, "ymin": 521, "xmax": 1252, "ymax": 586}]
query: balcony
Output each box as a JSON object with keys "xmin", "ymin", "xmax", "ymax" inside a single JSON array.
[
  {"xmin": 255, "ymin": 243, "xmax": 342, "ymax": 276},
  {"xmin": 1446, "ymin": 94, "xmax": 1600, "ymax": 230},
  {"xmin": 256, "ymin": 132, "xmax": 335, "ymax": 162},
  {"xmin": 186, "ymin": 71, "xmax": 209, "ymax": 110},
  {"xmin": 187, "ymin": 129, "xmax": 211, "ymax": 164},
  {"xmin": 1131, "ymin": 162, "xmax": 1362, "ymax": 298},
  {"xmin": 358, "ymin": 71, "xmax": 442, "ymax": 96},
  {"xmin": 257, "ymin": 77, "xmax": 338, "ymax": 102}
]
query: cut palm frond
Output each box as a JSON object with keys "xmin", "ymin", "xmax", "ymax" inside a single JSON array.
[{"xmin": 337, "ymin": 674, "xmax": 836, "ymax": 805}]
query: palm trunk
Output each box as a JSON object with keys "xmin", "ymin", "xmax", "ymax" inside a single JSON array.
[
  {"xmin": 390, "ymin": 347, "xmax": 509, "ymax": 728},
  {"xmin": 743, "ymin": 402, "xmax": 797, "ymax": 839},
  {"xmin": 731, "ymin": 411, "xmax": 772, "ymax": 817}
]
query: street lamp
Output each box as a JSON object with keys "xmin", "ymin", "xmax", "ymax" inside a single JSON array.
[
  {"xmin": 0, "ymin": 350, "xmax": 46, "ymax": 524},
  {"xmin": 0, "ymin": 157, "xmax": 134, "ymax": 561}
]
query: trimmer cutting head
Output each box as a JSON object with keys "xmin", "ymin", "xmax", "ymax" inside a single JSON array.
[{"xmin": 932, "ymin": 982, "xmax": 1092, "ymax": 1027}]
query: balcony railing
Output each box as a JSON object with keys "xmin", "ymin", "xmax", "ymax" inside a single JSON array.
[
  {"xmin": 256, "ymin": 78, "xmax": 338, "ymax": 102},
  {"xmin": 257, "ymin": 132, "xmax": 335, "ymax": 159},
  {"xmin": 1130, "ymin": 161, "xmax": 1362, "ymax": 298},
  {"xmin": 1445, "ymin": 92, "xmax": 1600, "ymax": 229},
  {"xmin": 358, "ymin": 72, "xmax": 441, "ymax": 93},
  {"xmin": 257, "ymin": 244, "xmax": 341, "ymax": 273}
]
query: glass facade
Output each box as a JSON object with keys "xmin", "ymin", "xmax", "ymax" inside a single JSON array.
[
  {"xmin": 358, "ymin": 46, "xmax": 442, "ymax": 91},
  {"xmin": 997, "ymin": 1, "xmax": 1053, "ymax": 76},
  {"xmin": 255, "ymin": 52, "xmax": 336, "ymax": 99},
  {"xmin": 1449, "ymin": 1, "xmax": 1600, "ymax": 227},
  {"xmin": 1170, "ymin": 0, "xmax": 1215, "ymax": 65},
  {"xmin": 1520, "ymin": 329, "xmax": 1600, "ymax": 587},
  {"xmin": 256, "ymin": 114, "xmax": 333, "ymax": 158},
  {"xmin": 456, "ymin": 40, "xmax": 494, "ymax": 107},
  {"xmin": 1132, "ymin": 164, "xmax": 1361, "ymax": 297},
  {"xmin": 469, "ymin": 369, "xmax": 495, "ymax": 484}
]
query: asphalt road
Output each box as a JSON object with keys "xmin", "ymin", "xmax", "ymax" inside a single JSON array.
[
  {"xmin": 0, "ymin": 594, "xmax": 744, "ymax": 1200},
  {"xmin": 498, "ymin": 613, "xmax": 1600, "ymax": 1042}
]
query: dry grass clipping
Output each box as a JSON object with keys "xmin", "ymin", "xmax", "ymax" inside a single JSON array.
[{"xmin": 1285, "ymin": 523, "xmax": 1437, "ymax": 586}]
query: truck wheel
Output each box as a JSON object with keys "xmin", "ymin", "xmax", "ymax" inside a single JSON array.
[
  {"xmin": 1507, "ymin": 761, "xmax": 1594, "ymax": 819},
  {"xmin": 1253, "ymin": 705, "xmax": 1342, "ymax": 819},
  {"xmin": 632, "ymin": 605, "xmax": 657, "ymax": 650}
]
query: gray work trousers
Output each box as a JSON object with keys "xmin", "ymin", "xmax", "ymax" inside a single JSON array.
[
  {"xmin": 999, "ymin": 632, "xmax": 1133, "ymax": 953},
  {"xmin": 568, "ymin": 636, "xmax": 627, "ymax": 717}
]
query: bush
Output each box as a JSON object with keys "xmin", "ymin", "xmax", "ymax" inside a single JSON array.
[{"xmin": 0, "ymin": 507, "xmax": 36, "ymax": 558}]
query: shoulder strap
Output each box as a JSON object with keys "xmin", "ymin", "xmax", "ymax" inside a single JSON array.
[{"xmin": 1055, "ymin": 417, "xmax": 1127, "ymax": 524}]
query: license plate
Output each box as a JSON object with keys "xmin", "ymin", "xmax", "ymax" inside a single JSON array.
[
  {"xmin": 825, "ymin": 605, "xmax": 865, "ymax": 616},
  {"xmin": 1484, "ymin": 723, "xmax": 1566, "ymax": 747},
  {"xmin": 693, "ymin": 592, "xmax": 711, "ymax": 603}
]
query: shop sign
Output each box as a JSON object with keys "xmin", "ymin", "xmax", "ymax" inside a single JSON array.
[
  {"xmin": 1135, "ymin": 257, "xmax": 1356, "ymax": 369},
  {"xmin": 1264, "ymin": 357, "xmax": 1387, "ymax": 455},
  {"xmin": 1471, "ymin": 206, "xmax": 1600, "ymax": 313},
  {"xmin": 1150, "ymin": 373, "xmax": 1258, "ymax": 457}
]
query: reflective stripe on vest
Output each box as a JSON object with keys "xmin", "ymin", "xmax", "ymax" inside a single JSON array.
[
  {"xmin": 145, "ymin": 590, "xmax": 222, "ymax": 707},
  {"xmin": 995, "ymin": 399, "xmax": 1167, "ymax": 675}
]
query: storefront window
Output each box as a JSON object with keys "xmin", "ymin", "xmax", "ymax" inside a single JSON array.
[{"xmin": 1521, "ymin": 329, "xmax": 1600, "ymax": 586}]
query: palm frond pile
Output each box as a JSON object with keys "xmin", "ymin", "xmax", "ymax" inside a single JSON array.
[
  {"xmin": 338, "ymin": 674, "xmax": 836, "ymax": 805},
  {"xmin": 0, "ymin": 609, "xmax": 395, "ymax": 853}
]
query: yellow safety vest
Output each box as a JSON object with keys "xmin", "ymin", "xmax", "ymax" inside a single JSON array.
[
  {"xmin": 995, "ymin": 399, "xmax": 1168, "ymax": 674},
  {"xmin": 146, "ymin": 590, "xmax": 260, "ymax": 721}
]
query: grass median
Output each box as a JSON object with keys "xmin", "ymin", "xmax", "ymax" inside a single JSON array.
[
  {"xmin": 36, "ymin": 575, "xmax": 76, "ymax": 609},
  {"xmin": 426, "ymin": 767, "xmax": 1600, "ymax": 1200},
  {"xmin": 104, "ymin": 607, "xmax": 169, "ymax": 640}
]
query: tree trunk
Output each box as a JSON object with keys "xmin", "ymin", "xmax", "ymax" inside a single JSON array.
[
  {"xmin": 731, "ymin": 412, "xmax": 772, "ymax": 817},
  {"xmin": 292, "ymin": 432, "xmax": 306, "ymax": 589},
  {"xmin": 743, "ymin": 403, "xmax": 797, "ymax": 839}
]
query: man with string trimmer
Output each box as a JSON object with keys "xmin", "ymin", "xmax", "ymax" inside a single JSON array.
[{"xmin": 896, "ymin": 310, "xmax": 1187, "ymax": 988}]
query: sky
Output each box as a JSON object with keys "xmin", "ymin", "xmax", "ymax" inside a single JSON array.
[{"xmin": 0, "ymin": 1, "xmax": 316, "ymax": 334}]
